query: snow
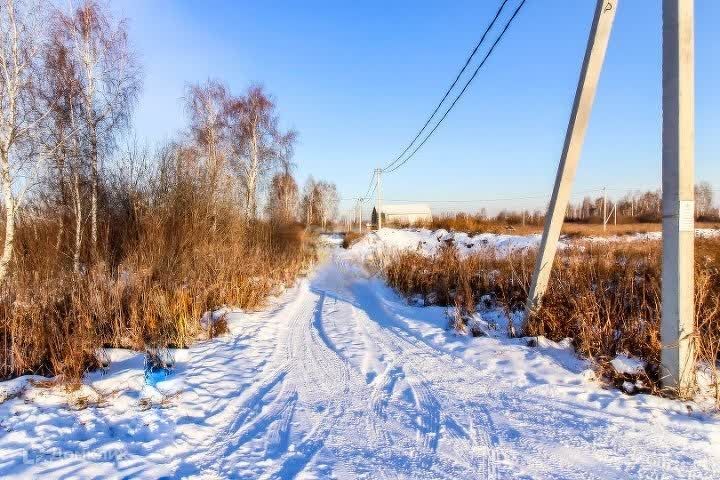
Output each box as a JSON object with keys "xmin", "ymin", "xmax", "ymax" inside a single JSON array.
[
  {"xmin": 611, "ymin": 354, "xmax": 647, "ymax": 376},
  {"xmin": 317, "ymin": 233, "xmax": 344, "ymax": 246},
  {"xmin": 1, "ymin": 236, "xmax": 719, "ymax": 478},
  {"xmin": 348, "ymin": 227, "xmax": 720, "ymax": 262},
  {"xmin": 348, "ymin": 228, "xmax": 542, "ymax": 262}
]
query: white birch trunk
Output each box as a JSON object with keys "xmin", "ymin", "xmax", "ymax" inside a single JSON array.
[{"xmin": 0, "ymin": 151, "xmax": 16, "ymax": 284}]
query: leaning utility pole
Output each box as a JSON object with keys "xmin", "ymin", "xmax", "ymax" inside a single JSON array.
[
  {"xmin": 661, "ymin": 0, "xmax": 695, "ymax": 395},
  {"xmin": 375, "ymin": 168, "xmax": 383, "ymax": 230},
  {"xmin": 526, "ymin": 0, "xmax": 617, "ymax": 312}
]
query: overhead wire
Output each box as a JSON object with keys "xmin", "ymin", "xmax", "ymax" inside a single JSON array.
[
  {"xmin": 342, "ymin": 188, "xmax": 623, "ymax": 205},
  {"xmin": 382, "ymin": 0, "xmax": 512, "ymax": 172},
  {"xmin": 357, "ymin": 169, "xmax": 377, "ymax": 202},
  {"xmin": 384, "ymin": 0, "xmax": 527, "ymax": 175}
]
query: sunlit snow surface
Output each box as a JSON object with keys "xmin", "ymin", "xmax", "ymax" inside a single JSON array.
[{"xmin": 1, "ymin": 229, "xmax": 719, "ymax": 479}]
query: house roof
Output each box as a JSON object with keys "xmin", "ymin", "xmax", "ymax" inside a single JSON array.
[{"xmin": 378, "ymin": 204, "xmax": 432, "ymax": 216}]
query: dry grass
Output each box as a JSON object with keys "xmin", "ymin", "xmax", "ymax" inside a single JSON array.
[
  {"xmin": 342, "ymin": 231, "xmax": 365, "ymax": 249},
  {"xmin": 422, "ymin": 213, "xmax": 720, "ymax": 237},
  {"xmin": 0, "ymin": 224, "xmax": 312, "ymax": 385},
  {"xmin": 382, "ymin": 237, "xmax": 720, "ymax": 403},
  {"xmin": 0, "ymin": 150, "xmax": 315, "ymax": 385}
]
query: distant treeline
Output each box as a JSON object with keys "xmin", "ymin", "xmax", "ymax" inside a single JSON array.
[{"xmin": 453, "ymin": 183, "xmax": 718, "ymax": 227}]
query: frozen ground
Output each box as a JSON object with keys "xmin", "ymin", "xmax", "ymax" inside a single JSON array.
[{"xmin": 1, "ymin": 231, "xmax": 719, "ymax": 479}]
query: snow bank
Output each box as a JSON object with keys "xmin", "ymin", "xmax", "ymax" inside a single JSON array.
[
  {"xmin": 611, "ymin": 353, "xmax": 647, "ymax": 375},
  {"xmin": 347, "ymin": 227, "xmax": 720, "ymax": 261},
  {"xmin": 348, "ymin": 227, "xmax": 543, "ymax": 262},
  {"xmin": 318, "ymin": 233, "xmax": 344, "ymax": 246}
]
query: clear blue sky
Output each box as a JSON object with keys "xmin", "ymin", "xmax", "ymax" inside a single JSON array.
[{"xmin": 112, "ymin": 1, "xmax": 719, "ymax": 215}]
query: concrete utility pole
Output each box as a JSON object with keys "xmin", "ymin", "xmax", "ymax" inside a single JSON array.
[
  {"xmin": 375, "ymin": 168, "xmax": 383, "ymax": 230},
  {"xmin": 526, "ymin": 0, "xmax": 618, "ymax": 312},
  {"xmin": 603, "ymin": 187, "xmax": 608, "ymax": 231},
  {"xmin": 613, "ymin": 204, "xmax": 617, "ymax": 225},
  {"xmin": 661, "ymin": 0, "xmax": 695, "ymax": 395}
]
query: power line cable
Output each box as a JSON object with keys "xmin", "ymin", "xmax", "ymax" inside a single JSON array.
[
  {"xmin": 383, "ymin": 0, "xmax": 511, "ymax": 172},
  {"xmin": 367, "ymin": 178, "xmax": 378, "ymax": 199},
  {"xmin": 376, "ymin": 188, "xmax": 637, "ymax": 204},
  {"xmin": 385, "ymin": 0, "xmax": 527, "ymax": 175},
  {"xmin": 357, "ymin": 169, "xmax": 376, "ymax": 201}
]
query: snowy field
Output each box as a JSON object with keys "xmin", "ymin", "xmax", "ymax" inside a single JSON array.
[
  {"xmin": 1, "ymin": 230, "xmax": 719, "ymax": 479},
  {"xmin": 347, "ymin": 226, "xmax": 720, "ymax": 261}
]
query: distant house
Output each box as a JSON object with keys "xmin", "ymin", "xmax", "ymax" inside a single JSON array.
[{"xmin": 371, "ymin": 204, "xmax": 432, "ymax": 227}]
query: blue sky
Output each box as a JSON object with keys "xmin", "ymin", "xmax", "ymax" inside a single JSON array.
[{"xmin": 112, "ymin": 1, "xmax": 719, "ymax": 214}]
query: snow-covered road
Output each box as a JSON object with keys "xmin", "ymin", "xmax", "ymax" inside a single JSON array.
[{"xmin": 1, "ymin": 245, "xmax": 719, "ymax": 479}]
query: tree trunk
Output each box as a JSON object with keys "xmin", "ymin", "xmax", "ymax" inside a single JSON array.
[
  {"xmin": 246, "ymin": 131, "xmax": 260, "ymax": 221},
  {"xmin": 73, "ymin": 172, "xmax": 83, "ymax": 273},
  {"xmin": 246, "ymin": 171, "xmax": 257, "ymax": 220},
  {"xmin": 89, "ymin": 125, "xmax": 98, "ymax": 253},
  {"xmin": 0, "ymin": 152, "xmax": 15, "ymax": 285}
]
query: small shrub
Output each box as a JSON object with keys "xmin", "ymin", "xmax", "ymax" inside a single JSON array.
[
  {"xmin": 209, "ymin": 314, "xmax": 230, "ymax": 339},
  {"xmin": 342, "ymin": 231, "xmax": 365, "ymax": 249}
]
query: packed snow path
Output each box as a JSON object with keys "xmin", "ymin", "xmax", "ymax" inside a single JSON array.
[{"xmin": 1, "ymin": 247, "xmax": 719, "ymax": 479}]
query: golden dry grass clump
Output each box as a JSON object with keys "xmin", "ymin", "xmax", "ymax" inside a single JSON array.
[
  {"xmin": 382, "ymin": 237, "xmax": 720, "ymax": 402},
  {"xmin": 0, "ymin": 152, "xmax": 315, "ymax": 385}
]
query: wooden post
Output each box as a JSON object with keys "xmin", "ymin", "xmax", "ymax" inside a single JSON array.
[
  {"xmin": 526, "ymin": 0, "xmax": 618, "ymax": 312},
  {"xmin": 661, "ymin": 0, "xmax": 695, "ymax": 395}
]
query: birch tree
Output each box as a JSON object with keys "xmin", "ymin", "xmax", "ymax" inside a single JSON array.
[
  {"xmin": 56, "ymin": 0, "xmax": 140, "ymax": 254},
  {"xmin": 696, "ymin": 182, "xmax": 714, "ymax": 218},
  {"xmin": 0, "ymin": 0, "xmax": 46, "ymax": 283},
  {"xmin": 44, "ymin": 22, "xmax": 87, "ymax": 271},
  {"xmin": 266, "ymin": 130, "xmax": 298, "ymax": 224},
  {"xmin": 227, "ymin": 86, "xmax": 288, "ymax": 220},
  {"xmin": 316, "ymin": 181, "xmax": 339, "ymax": 229},
  {"xmin": 185, "ymin": 79, "xmax": 229, "ymax": 221},
  {"xmin": 300, "ymin": 176, "xmax": 317, "ymax": 225}
]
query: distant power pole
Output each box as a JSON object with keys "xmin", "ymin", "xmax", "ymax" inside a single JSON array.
[
  {"xmin": 375, "ymin": 168, "xmax": 383, "ymax": 230},
  {"xmin": 614, "ymin": 204, "xmax": 617, "ymax": 225},
  {"xmin": 603, "ymin": 187, "xmax": 608, "ymax": 231},
  {"xmin": 526, "ymin": 0, "xmax": 617, "ymax": 312},
  {"xmin": 661, "ymin": 0, "xmax": 695, "ymax": 395}
]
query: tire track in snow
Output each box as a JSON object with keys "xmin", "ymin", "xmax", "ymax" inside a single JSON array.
[
  {"xmin": 176, "ymin": 281, "xmax": 312, "ymax": 476},
  {"xmin": 213, "ymin": 292, "xmax": 320, "ymax": 475},
  {"xmin": 258, "ymin": 291, "xmax": 359, "ymax": 478},
  {"xmin": 347, "ymin": 281, "xmax": 499, "ymax": 474}
]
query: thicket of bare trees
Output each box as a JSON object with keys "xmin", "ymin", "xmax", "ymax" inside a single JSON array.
[
  {"xmin": 300, "ymin": 177, "xmax": 339, "ymax": 229},
  {"xmin": 566, "ymin": 184, "xmax": 717, "ymax": 223},
  {"xmin": 0, "ymin": 0, "xmax": 328, "ymax": 383},
  {"xmin": 0, "ymin": 0, "xmax": 47, "ymax": 284},
  {"xmin": 444, "ymin": 185, "xmax": 717, "ymax": 230},
  {"xmin": 428, "ymin": 185, "xmax": 717, "ymax": 235}
]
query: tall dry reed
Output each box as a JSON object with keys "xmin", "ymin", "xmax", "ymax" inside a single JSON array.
[{"xmin": 382, "ymin": 238, "xmax": 720, "ymax": 402}]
